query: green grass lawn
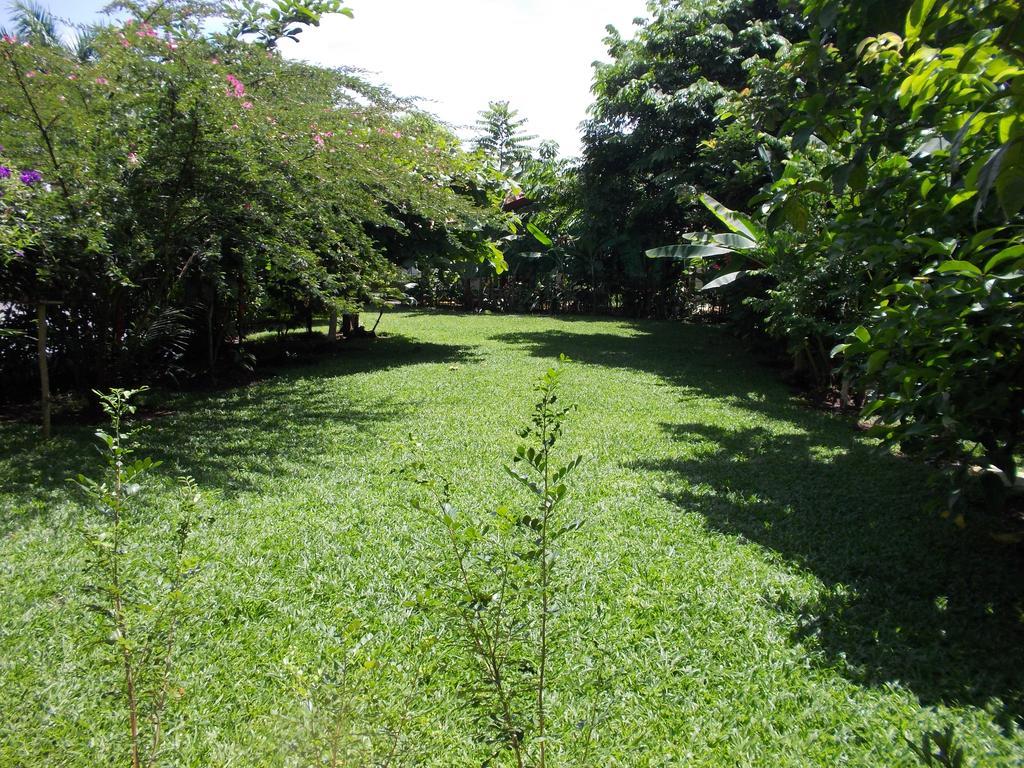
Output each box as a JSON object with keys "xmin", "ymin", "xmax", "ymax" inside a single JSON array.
[{"xmin": 2, "ymin": 311, "xmax": 1022, "ymax": 766}]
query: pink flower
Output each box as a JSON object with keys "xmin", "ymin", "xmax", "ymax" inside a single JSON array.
[
  {"xmin": 120, "ymin": 36, "xmax": 131, "ymax": 48},
  {"xmin": 67, "ymin": 73, "xmax": 77, "ymax": 81},
  {"xmin": 241, "ymin": 101, "xmax": 253, "ymax": 109},
  {"xmin": 167, "ymin": 41, "xmax": 178, "ymax": 51},
  {"xmin": 231, "ymin": 123, "xmax": 240, "ymax": 130},
  {"xmin": 211, "ymin": 57, "xmax": 219, "ymax": 65},
  {"xmin": 24, "ymin": 70, "xmax": 36, "ymax": 78},
  {"xmin": 127, "ymin": 152, "xmax": 140, "ymax": 166},
  {"xmin": 2, "ymin": 34, "xmax": 17, "ymax": 44},
  {"xmin": 136, "ymin": 23, "xmax": 158, "ymax": 38},
  {"xmin": 225, "ymin": 74, "xmax": 245, "ymax": 98},
  {"xmin": 95, "ymin": 77, "xmax": 109, "ymax": 85},
  {"xmin": 313, "ymin": 134, "xmax": 326, "ymax": 147}
]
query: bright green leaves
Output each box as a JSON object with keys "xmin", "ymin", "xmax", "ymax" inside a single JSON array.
[
  {"xmin": 983, "ymin": 244, "xmax": 1024, "ymax": 273},
  {"xmin": 227, "ymin": 0, "xmax": 352, "ymax": 49},
  {"xmin": 936, "ymin": 260, "xmax": 982, "ymax": 276},
  {"xmin": 702, "ymin": 270, "xmax": 750, "ymax": 290},
  {"xmin": 484, "ymin": 241, "xmax": 509, "ymax": 275},
  {"xmin": 526, "ymin": 221, "xmax": 553, "ymax": 246},
  {"xmin": 700, "ymin": 193, "xmax": 765, "ymax": 241},
  {"xmin": 646, "ymin": 244, "xmax": 734, "ymax": 260},
  {"xmin": 904, "ymin": 0, "xmax": 937, "ymax": 47},
  {"xmin": 682, "ymin": 232, "xmax": 760, "ymax": 250},
  {"xmin": 739, "ymin": 0, "xmax": 1024, "ymax": 517},
  {"xmin": 647, "ymin": 195, "xmax": 764, "ymax": 293}
]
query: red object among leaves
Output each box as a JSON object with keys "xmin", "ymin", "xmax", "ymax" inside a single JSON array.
[{"xmin": 501, "ymin": 194, "xmax": 532, "ymax": 212}]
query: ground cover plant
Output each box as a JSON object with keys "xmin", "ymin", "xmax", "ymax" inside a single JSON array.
[{"xmin": 1, "ymin": 312, "xmax": 1022, "ymax": 766}]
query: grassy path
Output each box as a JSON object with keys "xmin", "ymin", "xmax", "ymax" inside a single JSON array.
[{"xmin": 1, "ymin": 312, "xmax": 1022, "ymax": 766}]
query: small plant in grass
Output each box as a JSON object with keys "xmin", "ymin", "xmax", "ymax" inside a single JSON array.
[
  {"xmin": 73, "ymin": 388, "xmax": 203, "ymax": 768},
  {"xmin": 282, "ymin": 624, "xmax": 426, "ymax": 767},
  {"xmin": 908, "ymin": 726, "xmax": 965, "ymax": 768},
  {"xmin": 409, "ymin": 356, "xmax": 583, "ymax": 767}
]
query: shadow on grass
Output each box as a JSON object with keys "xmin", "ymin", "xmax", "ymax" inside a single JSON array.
[
  {"xmin": 0, "ymin": 334, "xmax": 475, "ymax": 531},
  {"xmin": 493, "ymin": 324, "xmax": 1024, "ymax": 724}
]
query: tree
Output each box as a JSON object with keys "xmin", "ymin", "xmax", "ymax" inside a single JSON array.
[
  {"xmin": 578, "ymin": 0, "xmax": 801, "ymax": 317},
  {"xmin": 0, "ymin": 0, "xmax": 505, "ymax": 420},
  {"xmin": 679, "ymin": 0, "xmax": 1024, "ymax": 515},
  {"xmin": 473, "ymin": 100, "xmax": 536, "ymax": 176}
]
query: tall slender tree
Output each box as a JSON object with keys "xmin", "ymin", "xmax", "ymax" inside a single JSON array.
[{"xmin": 473, "ymin": 100, "xmax": 536, "ymax": 176}]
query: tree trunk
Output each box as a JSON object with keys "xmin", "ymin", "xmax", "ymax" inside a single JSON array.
[
  {"xmin": 37, "ymin": 302, "xmax": 51, "ymax": 439},
  {"xmin": 342, "ymin": 313, "xmax": 360, "ymax": 337},
  {"xmin": 328, "ymin": 308, "xmax": 338, "ymax": 341}
]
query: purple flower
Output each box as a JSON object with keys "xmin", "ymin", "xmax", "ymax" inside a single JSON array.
[
  {"xmin": 0, "ymin": 166, "xmax": 10, "ymax": 179},
  {"xmin": 19, "ymin": 169, "xmax": 42, "ymax": 185}
]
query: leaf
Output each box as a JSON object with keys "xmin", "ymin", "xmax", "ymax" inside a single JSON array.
[
  {"xmin": 526, "ymin": 222, "xmax": 553, "ymax": 246},
  {"xmin": 701, "ymin": 271, "xmax": 748, "ymax": 290},
  {"xmin": 866, "ymin": 350, "xmax": 889, "ymax": 373},
  {"xmin": 485, "ymin": 241, "xmax": 508, "ymax": 275},
  {"xmin": 849, "ymin": 163, "xmax": 869, "ymax": 193},
  {"xmin": 831, "ymin": 163, "xmax": 853, "ymax": 195},
  {"xmin": 904, "ymin": 0, "xmax": 937, "ymax": 46},
  {"xmin": 984, "ymin": 245, "xmax": 1024, "ymax": 273},
  {"xmin": 782, "ymin": 198, "xmax": 809, "ymax": 231},
  {"xmin": 936, "ymin": 260, "xmax": 982, "ymax": 276},
  {"xmin": 699, "ymin": 194, "xmax": 763, "ymax": 241},
  {"xmin": 853, "ymin": 326, "xmax": 871, "ymax": 343},
  {"xmin": 682, "ymin": 232, "xmax": 757, "ymax": 250},
  {"xmin": 973, "ymin": 144, "xmax": 1011, "ymax": 224},
  {"xmin": 949, "ymin": 105, "xmax": 987, "ymax": 171},
  {"xmin": 944, "ymin": 189, "xmax": 977, "ymax": 212},
  {"xmin": 646, "ymin": 244, "xmax": 732, "ymax": 260},
  {"xmin": 995, "ymin": 140, "xmax": 1024, "ymax": 218},
  {"xmin": 792, "ymin": 125, "xmax": 814, "ymax": 151}
]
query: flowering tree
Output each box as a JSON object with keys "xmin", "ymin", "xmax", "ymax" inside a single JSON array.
[{"xmin": 0, "ymin": 1, "xmax": 505, "ymax": 419}]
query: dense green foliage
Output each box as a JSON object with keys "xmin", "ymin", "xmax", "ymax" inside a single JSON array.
[
  {"xmin": 2, "ymin": 313, "xmax": 1022, "ymax": 764},
  {"xmin": 575, "ymin": 0, "xmax": 800, "ymax": 316},
  {"xmin": 704, "ymin": 0, "xmax": 1024, "ymax": 511}
]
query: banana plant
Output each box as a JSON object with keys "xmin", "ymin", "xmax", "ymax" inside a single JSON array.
[{"xmin": 646, "ymin": 194, "xmax": 765, "ymax": 290}]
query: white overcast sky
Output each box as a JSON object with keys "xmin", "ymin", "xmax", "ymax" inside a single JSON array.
[
  {"xmin": 285, "ymin": 0, "xmax": 649, "ymax": 156},
  {"xmin": 6, "ymin": 0, "xmax": 649, "ymax": 156},
  {"xmin": 8, "ymin": 0, "xmax": 643, "ymax": 157}
]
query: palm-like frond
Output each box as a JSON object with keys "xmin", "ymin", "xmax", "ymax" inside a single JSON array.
[
  {"xmin": 69, "ymin": 24, "xmax": 106, "ymax": 62},
  {"xmin": 9, "ymin": 1, "xmax": 61, "ymax": 47}
]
